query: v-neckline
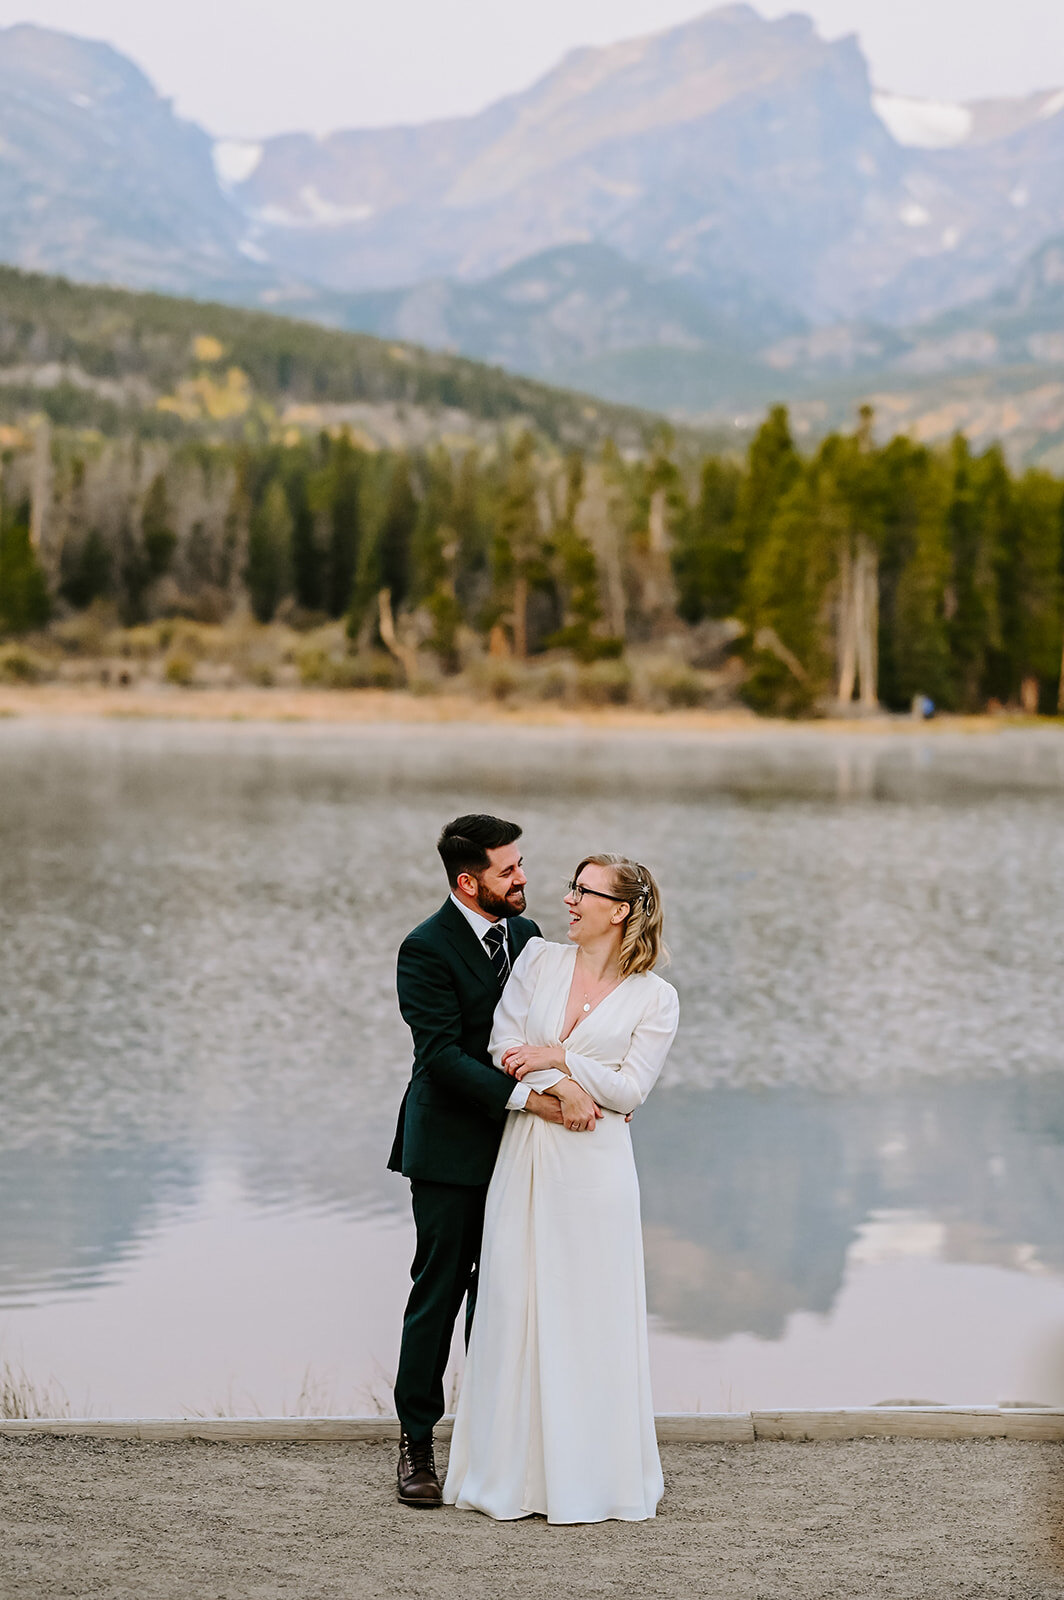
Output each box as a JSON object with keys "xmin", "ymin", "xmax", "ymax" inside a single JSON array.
[{"xmin": 557, "ymin": 944, "xmax": 630, "ymax": 1044}]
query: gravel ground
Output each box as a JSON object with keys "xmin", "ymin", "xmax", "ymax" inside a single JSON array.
[{"xmin": 1, "ymin": 1436, "xmax": 1063, "ymax": 1599}]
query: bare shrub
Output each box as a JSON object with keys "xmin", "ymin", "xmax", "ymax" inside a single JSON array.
[
  {"xmin": 641, "ymin": 657, "xmax": 706, "ymax": 708},
  {"xmin": 0, "ymin": 645, "xmax": 48, "ymax": 684},
  {"xmin": 576, "ymin": 658, "xmax": 632, "ymax": 705},
  {"xmin": 0, "ymin": 1359, "xmax": 71, "ymax": 1420}
]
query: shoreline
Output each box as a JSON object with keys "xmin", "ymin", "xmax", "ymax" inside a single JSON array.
[
  {"xmin": 3, "ymin": 1407, "xmax": 1063, "ymax": 1443},
  {"xmin": 0, "ymin": 682, "xmax": 1054, "ymax": 735}
]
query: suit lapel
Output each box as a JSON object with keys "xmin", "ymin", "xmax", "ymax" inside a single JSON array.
[
  {"xmin": 437, "ymin": 898, "xmax": 499, "ymax": 996},
  {"xmin": 510, "ymin": 918, "xmax": 536, "ymax": 962}
]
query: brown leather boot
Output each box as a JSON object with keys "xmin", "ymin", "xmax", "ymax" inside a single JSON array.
[{"xmin": 397, "ymin": 1431, "xmax": 443, "ymax": 1508}]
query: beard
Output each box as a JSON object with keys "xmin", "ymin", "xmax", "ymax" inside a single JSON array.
[{"xmin": 476, "ymin": 880, "xmax": 526, "ymax": 919}]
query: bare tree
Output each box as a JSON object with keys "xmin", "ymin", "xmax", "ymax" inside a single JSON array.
[
  {"xmin": 836, "ymin": 534, "xmax": 878, "ymax": 710},
  {"xmin": 29, "ymin": 417, "xmax": 53, "ymax": 564},
  {"xmin": 378, "ymin": 587, "xmax": 418, "ymax": 683},
  {"xmin": 575, "ymin": 462, "xmax": 626, "ymax": 643}
]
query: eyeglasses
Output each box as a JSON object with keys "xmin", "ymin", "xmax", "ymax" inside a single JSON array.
[{"xmin": 566, "ymin": 879, "xmax": 634, "ymax": 905}]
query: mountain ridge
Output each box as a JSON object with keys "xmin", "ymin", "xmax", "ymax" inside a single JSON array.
[{"xmin": 3, "ymin": 10, "xmax": 1064, "ymax": 461}]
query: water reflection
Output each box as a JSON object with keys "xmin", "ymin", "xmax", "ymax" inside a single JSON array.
[
  {"xmin": 636, "ymin": 1079, "xmax": 1064, "ymax": 1341},
  {"xmin": 0, "ymin": 1143, "xmax": 194, "ymax": 1306},
  {"xmin": 2, "ymin": 721, "xmax": 1064, "ymax": 1408},
  {"xmin": 7, "ymin": 1078, "xmax": 1064, "ymax": 1351}
]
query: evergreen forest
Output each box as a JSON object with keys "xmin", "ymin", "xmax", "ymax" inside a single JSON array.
[
  {"xmin": 1, "ymin": 404, "xmax": 1061, "ymax": 715},
  {"xmin": 0, "ymin": 268, "xmax": 1061, "ymax": 716}
]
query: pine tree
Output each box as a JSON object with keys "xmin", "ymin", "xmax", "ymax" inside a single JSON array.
[
  {"xmin": 547, "ymin": 454, "xmax": 620, "ymax": 661},
  {"xmin": 493, "ymin": 432, "xmax": 545, "ymax": 658},
  {"xmin": 288, "ymin": 440, "xmax": 323, "ymax": 614},
  {"xmin": 346, "ymin": 454, "xmax": 418, "ymax": 646},
  {"xmin": 323, "ymin": 433, "xmax": 363, "ymax": 617},
  {"xmin": 947, "ymin": 439, "xmax": 1004, "ymax": 710},
  {"xmin": 245, "ymin": 478, "xmax": 293, "ymax": 622},
  {"xmin": 141, "ymin": 473, "xmax": 177, "ymax": 580},
  {"xmin": 378, "ymin": 455, "xmax": 418, "ymax": 611},
  {"xmin": 60, "ymin": 528, "xmax": 112, "ymax": 610},
  {"xmin": 411, "ymin": 450, "xmax": 464, "ymax": 671},
  {"xmin": 733, "ymin": 405, "xmax": 801, "ymax": 570},
  {"xmin": 629, "ymin": 441, "xmax": 683, "ymax": 638},
  {"xmin": 451, "ymin": 449, "xmax": 492, "ymax": 619},
  {"xmin": 890, "ymin": 455, "xmax": 954, "ymax": 710},
  {"xmin": 410, "ymin": 449, "xmax": 454, "ymax": 606},
  {"xmin": 1002, "ymin": 469, "xmax": 1063, "ymax": 708},
  {"xmin": 875, "ymin": 437, "xmax": 940, "ymax": 710},
  {"xmin": 673, "ymin": 456, "xmax": 743, "ymax": 622},
  {"xmin": 0, "ymin": 506, "xmax": 50, "ymax": 634},
  {"xmin": 744, "ymin": 459, "xmax": 836, "ymax": 714}
]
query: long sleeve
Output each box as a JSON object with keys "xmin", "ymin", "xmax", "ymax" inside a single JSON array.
[
  {"xmin": 489, "ymin": 939, "xmax": 566, "ymax": 1103},
  {"xmin": 564, "ymin": 982, "xmax": 679, "ymax": 1115},
  {"xmin": 396, "ymin": 934, "xmax": 514, "ymax": 1119}
]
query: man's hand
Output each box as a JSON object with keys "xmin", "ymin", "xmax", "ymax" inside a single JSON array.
[
  {"xmin": 549, "ymin": 1077, "xmax": 602, "ymax": 1132},
  {"xmin": 525, "ymin": 1090, "xmax": 565, "ymax": 1125}
]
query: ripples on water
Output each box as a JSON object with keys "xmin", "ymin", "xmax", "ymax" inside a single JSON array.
[{"xmin": 1, "ymin": 721, "xmax": 1063, "ymax": 1411}]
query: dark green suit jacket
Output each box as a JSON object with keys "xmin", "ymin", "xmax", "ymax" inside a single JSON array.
[{"xmin": 388, "ymin": 898, "xmax": 541, "ymax": 1186}]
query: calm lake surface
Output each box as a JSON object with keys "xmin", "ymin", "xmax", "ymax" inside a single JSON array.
[{"xmin": 2, "ymin": 719, "xmax": 1064, "ymax": 1416}]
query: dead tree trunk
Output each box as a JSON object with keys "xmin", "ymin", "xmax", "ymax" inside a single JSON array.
[
  {"xmin": 30, "ymin": 418, "xmax": 52, "ymax": 555},
  {"xmin": 641, "ymin": 488, "xmax": 677, "ymax": 629},
  {"xmin": 855, "ymin": 535, "xmax": 879, "ymax": 709},
  {"xmin": 575, "ymin": 464, "xmax": 626, "ymax": 643},
  {"xmin": 511, "ymin": 572, "xmax": 528, "ymax": 661},
  {"xmin": 836, "ymin": 538, "xmax": 857, "ymax": 705},
  {"xmin": 377, "ymin": 587, "xmax": 418, "ymax": 684},
  {"xmin": 837, "ymin": 534, "xmax": 878, "ymax": 709},
  {"xmin": 755, "ymin": 626, "xmax": 808, "ymax": 686}
]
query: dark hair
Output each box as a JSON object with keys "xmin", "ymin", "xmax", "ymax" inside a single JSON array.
[{"xmin": 437, "ymin": 814, "xmax": 523, "ymax": 888}]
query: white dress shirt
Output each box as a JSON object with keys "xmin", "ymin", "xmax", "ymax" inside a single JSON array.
[{"xmin": 449, "ymin": 893, "xmax": 531, "ymax": 1111}]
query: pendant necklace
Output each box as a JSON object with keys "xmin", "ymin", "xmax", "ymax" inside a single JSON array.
[{"xmin": 578, "ymin": 956, "xmax": 618, "ymax": 1015}]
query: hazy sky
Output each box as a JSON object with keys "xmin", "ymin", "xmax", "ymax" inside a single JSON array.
[{"xmin": 0, "ymin": 0, "xmax": 1061, "ymax": 138}]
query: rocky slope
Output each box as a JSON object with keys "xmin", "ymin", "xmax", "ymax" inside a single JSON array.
[
  {"xmin": 0, "ymin": 23, "xmax": 262, "ymax": 297},
  {"xmin": 229, "ymin": 5, "xmax": 1064, "ymax": 330},
  {"xmin": 3, "ymin": 10, "xmax": 1064, "ymax": 460}
]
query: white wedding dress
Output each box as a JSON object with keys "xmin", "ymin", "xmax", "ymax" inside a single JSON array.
[{"xmin": 443, "ymin": 937, "xmax": 679, "ymax": 1524}]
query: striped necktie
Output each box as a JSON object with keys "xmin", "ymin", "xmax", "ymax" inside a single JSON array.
[{"xmin": 483, "ymin": 923, "xmax": 511, "ymax": 987}]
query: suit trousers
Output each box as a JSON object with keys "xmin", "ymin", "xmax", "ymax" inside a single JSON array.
[{"xmin": 393, "ymin": 1179, "xmax": 487, "ymax": 1441}]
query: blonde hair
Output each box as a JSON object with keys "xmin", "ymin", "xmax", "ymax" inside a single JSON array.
[{"xmin": 573, "ymin": 854, "xmax": 667, "ymax": 977}]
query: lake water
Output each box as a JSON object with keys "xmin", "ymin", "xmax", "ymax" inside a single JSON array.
[{"xmin": 2, "ymin": 719, "xmax": 1064, "ymax": 1417}]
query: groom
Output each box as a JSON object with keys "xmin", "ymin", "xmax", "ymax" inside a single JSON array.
[{"xmin": 388, "ymin": 814, "xmax": 596, "ymax": 1507}]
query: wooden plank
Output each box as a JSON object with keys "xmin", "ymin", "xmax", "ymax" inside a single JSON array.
[
  {"xmin": 0, "ymin": 1418, "xmax": 409, "ymax": 1443},
  {"xmin": 0, "ymin": 1415, "xmax": 751, "ymax": 1445},
  {"xmin": 751, "ymin": 1409, "xmax": 1064, "ymax": 1442},
  {"xmin": 995, "ymin": 1410, "xmax": 1064, "ymax": 1441},
  {"xmin": 2, "ymin": 1410, "xmax": 1060, "ymax": 1445},
  {"xmin": 656, "ymin": 1413, "xmax": 755, "ymax": 1443}
]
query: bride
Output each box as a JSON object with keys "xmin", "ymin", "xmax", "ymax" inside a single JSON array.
[{"xmin": 443, "ymin": 853, "xmax": 679, "ymax": 1524}]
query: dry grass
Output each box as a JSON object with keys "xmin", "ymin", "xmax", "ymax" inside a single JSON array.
[
  {"xmin": 183, "ymin": 1365, "xmax": 392, "ymax": 1421},
  {"xmin": 0, "ymin": 1359, "xmax": 71, "ymax": 1421},
  {"xmin": 5, "ymin": 612, "xmax": 742, "ymax": 711}
]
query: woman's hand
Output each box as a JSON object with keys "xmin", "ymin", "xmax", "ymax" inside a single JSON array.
[
  {"xmin": 501, "ymin": 1044, "xmax": 568, "ymax": 1079},
  {"xmin": 549, "ymin": 1077, "xmax": 602, "ymax": 1132}
]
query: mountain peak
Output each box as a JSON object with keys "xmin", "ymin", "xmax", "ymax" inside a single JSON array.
[
  {"xmin": 0, "ymin": 21, "xmax": 158, "ymax": 103},
  {"xmin": 0, "ymin": 21, "xmax": 251, "ymax": 296}
]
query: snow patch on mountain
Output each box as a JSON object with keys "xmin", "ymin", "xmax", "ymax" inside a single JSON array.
[
  {"xmin": 873, "ymin": 93, "xmax": 972, "ymax": 148},
  {"xmin": 213, "ymin": 140, "xmax": 264, "ymax": 189}
]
